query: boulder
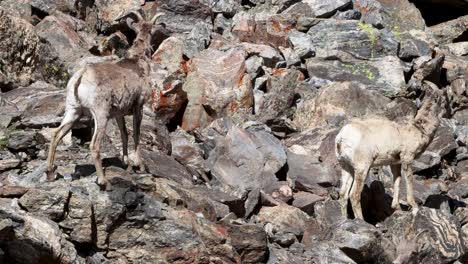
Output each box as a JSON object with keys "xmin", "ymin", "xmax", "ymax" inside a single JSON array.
[
  {"xmin": 292, "ymin": 191, "xmax": 325, "ymax": 215},
  {"xmin": 353, "ymin": 0, "xmax": 426, "ymax": 31},
  {"xmin": 208, "ymin": 125, "xmax": 286, "ymax": 196},
  {"xmin": 0, "ymin": 9, "xmax": 53, "ymax": 86},
  {"xmin": 0, "ymin": 198, "xmax": 82, "ymax": 263},
  {"xmin": 18, "ymin": 183, "xmax": 70, "ymax": 221},
  {"xmin": 383, "ymin": 208, "xmax": 467, "ymax": 263},
  {"xmin": 35, "ymin": 13, "xmax": 91, "ymax": 71},
  {"xmin": 227, "ymin": 224, "xmax": 268, "ymax": 263},
  {"xmin": 306, "ymin": 56, "xmax": 405, "ymax": 95},
  {"xmin": 330, "ymin": 219, "xmax": 390, "ymax": 263},
  {"xmin": 232, "ymin": 12, "xmax": 295, "ymax": 47},
  {"xmin": 181, "ymin": 48, "xmax": 253, "ymax": 131},
  {"xmin": 285, "ymin": 0, "xmax": 351, "ymax": 18},
  {"xmin": 158, "ymin": 0, "xmax": 211, "ymax": 34},
  {"xmin": 306, "ymin": 19, "xmax": 398, "ymax": 59},
  {"xmin": 257, "ymin": 204, "xmax": 310, "ymax": 236},
  {"xmin": 430, "ymin": 15, "xmax": 468, "ymax": 44}
]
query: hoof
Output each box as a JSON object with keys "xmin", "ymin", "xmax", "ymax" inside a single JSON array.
[
  {"xmin": 46, "ymin": 170, "xmax": 56, "ymax": 181},
  {"xmin": 97, "ymin": 178, "xmax": 112, "ymax": 192}
]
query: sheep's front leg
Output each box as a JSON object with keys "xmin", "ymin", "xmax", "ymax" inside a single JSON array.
[
  {"xmin": 339, "ymin": 168, "xmax": 354, "ymax": 218},
  {"xmin": 403, "ymin": 162, "xmax": 418, "ymax": 209},
  {"xmin": 390, "ymin": 164, "xmax": 402, "ymax": 210},
  {"xmin": 132, "ymin": 105, "xmax": 143, "ymax": 171},
  {"xmin": 350, "ymin": 166, "xmax": 370, "ymax": 220},
  {"xmin": 116, "ymin": 116, "xmax": 129, "ymax": 167},
  {"xmin": 90, "ymin": 112, "xmax": 110, "ymax": 191}
]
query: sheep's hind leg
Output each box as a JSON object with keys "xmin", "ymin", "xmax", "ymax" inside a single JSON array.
[
  {"xmin": 390, "ymin": 164, "xmax": 402, "ymax": 210},
  {"xmin": 90, "ymin": 111, "xmax": 110, "ymax": 191},
  {"xmin": 116, "ymin": 116, "xmax": 129, "ymax": 168},
  {"xmin": 349, "ymin": 165, "xmax": 370, "ymax": 220},
  {"xmin": 46, "ymin": 108, "xmax": 81, "ymax": 180},
  {"xmin": 339, "ymin": 168, "xmax": 354, "ymax": 218}
]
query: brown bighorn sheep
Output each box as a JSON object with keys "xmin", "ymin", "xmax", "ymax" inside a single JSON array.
[
  {"xmin": 335, "ymin": 81, "xmax": 444, "ymax": 220},
  {"xmin": 46, "ymin": 11, "xmax": 166, "ymax": 191}
]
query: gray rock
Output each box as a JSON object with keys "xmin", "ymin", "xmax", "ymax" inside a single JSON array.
[
  {"xmin": 398, "ymin": 32, "xmax": 432, "ymax": 60},
  {"xmin": 227, "ymin": 224, "xmax": 268, "ymax": 263},
  {"xmin": 35, "ymin": 13, "xmax": 91, "ymax": 70},
  {"xmin": 383, "ymin": 208, "xmax": 467, "ymax": 264},
  {"xmin": 94, "ymin": 0, "xmax": 141, "ymax": 32},
  {"xmin": 207, "ymin": 124, "xmax": 287, "ymax": 196},
  {"xmin": 330, "ymin": 219, "xmax": 390, "ymax": 263},
  {"xmin": 430, "ymin": 15, "xmax": 468, "ymax": 45},
  {"xmin": 18, "ymin": 183, "xmax": 70, "ymax": 221},
  {"xmin": 211, "ymin": 0, "xmax": 241, "ymax": 16},
  {"xmin": 257, "ymin": 204, "xmax": 309, "ymax": 236},
  {"xmin": 7, "ymin": 130, "xmax": 45, "ymax": 151},
  {"xmin": 141, "ymin": 150, "xmax": 194, "ymax": 186},
  {"xmin": 287, "ymin": 30, "xmax": 315, "ymax": 60},
  {"xmin": 158, "ymin": 0, "xmax": 212, "ymax": 34},
  {"xmin": 306, "ymin": 19, "xmax": 398, "ymax": 59},
  {"xmin": 292, "ymin": 191, "xmax": 325, "ymax": 215},
  {"xmin": 183, "ymin": 22, "xmax": 211, "ymax": 59},
  {"xmin": 353, "ymin": 0, "xmax": 425, "ymax": 31},
  {"xmin": 306, "ymin": 56, "xmax": 405, "ymax": 95},
  {"xmin": 304, "ymin": 0, "xmax": 352, "ymax": 18}
]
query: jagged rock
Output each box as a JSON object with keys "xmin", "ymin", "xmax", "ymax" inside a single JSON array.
[
  {"xmin": 255, "ymin": 68, "xmax": 302, "ymax": 126},
  {"xmin": 292, "ymin": 191, "xmax": 325, "ymax": 215},
  {"xmin": 108, "ymin": 209, "xmax": 241, "ymax": 263},
  {"xmin": 287, "ymin": 30, "xmax": 316, "ymax": 60},
  {"xmin": 158, "ymin": 0, "xmax": 212, "ymax": 34},
  {"xmin": 285, "ymin": 0, "xmax": 351, "ymax": 18},
  {"xmin": 287, "ymin": 150, "xmax": 339, "ymax": 190},
  {"xmin": 181, "ymin": 48, "xmax": 253, "ymax": 131},
  {"xmin": 35, "ymin": 13, "xmax": 91, "ymax": 70},
  {"xmin": 446, "ymin": 42, "xmax": 468, "ymax": 57},
  {"xmin": 232, "ymin": 12, "xmax": 295, "ymax": 47},
  {"xmin": 257, "ymin": 204, "xmax": 309, "ymax": 236},
  {"xmin": 227, "ymin": 224, "xmax": 268, "ymax": 263},
  {"xmin": 306, "ymin": 56, "xmax": 405, "ymax": 95},
  {"xmin": 241, "ymin": 43, "xmax": 283, "ymax": 68},
  {"xmin": 141, "ymin": 150, "xmax": 194, "ymax": 186},
  {"xmin": 211, "ymin": 0, "xmax": 240, "ymax": 16},
  {"xmin": 94, "ymin": 0, "xmax": 141, "ymax": 32},
  {"xmin": 398, "ymin": 31, "xmax": 433, "ymax": 59},
  {"xmin": 0, "ymin": 159, "xmax": 20, "ymax": 172},
  {"xmin": 31, "ymin": 0, "xmax": 75, "ymax": 14},
  {"xmin": 170, "ymin": 127, "xmax": 207, "ymax": 183},
  {"xmin": 18, "ymin": 182, "xmax": 70, "ymax": 221},
  {"xmin": 294, "ymin": 82, "xmax": 390, "ymax": 129},
  {"xmin": 430, "ymin": 15, "xmax": 468, "ymax": 44},
  {"xmin": 183, "ymin": 22, "xmax": 211, "ymax": 59},
  {"xmin": 383, "ymin": 208, "xmax": 467, "ymax": 263},
  {"xmin": 330, "ymin": 219, "xmax": 390, "ymax": 263},
  {"xmin": 6, "ymin": 130, "xmax": 45, "ymax": 152},
  {"xmin": 208, "ymin": 124, "xmax": 286, "ymax": 196},
  {"xmin": 306, "ymin": 19, "xmax": 398, "ymax": 59},
  {"xmin": 0, "ymin": 198, "xmax": 83, "ymax": 263},
  {"xmin": 0, "ymin": 9, "xmax": 53, "ymax": 86},
  {"xmin": 313, "ymin": 200, "xmax": 343, "ymax": 227},
  {"xmin": 0, "ymin": 0, "xmax": 31, "ymax": 19},
  {"xmin": 59, "ymin": 188, "xmax": 93, "ymax": 244},
  {"xmin": 152, "ymin": 36, "xmax": 186, "ymax": 75},
  {"xmin": 354, "ymin": 0, "xmax": 425, "ymax": 31}
]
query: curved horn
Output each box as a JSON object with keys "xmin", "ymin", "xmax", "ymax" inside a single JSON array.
[
  {"xmin": 126, "ymin": 17, "xmax": 138, "ymax": 32},
  {"xmin": 151, "ymin": 12, "xmax": 165, "ymax": 24},
  {"xmin": 129, "ymin": 10, "xmax": 144, "ymax": 22}
]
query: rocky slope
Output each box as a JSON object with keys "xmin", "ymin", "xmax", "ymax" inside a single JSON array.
[{"xmin": 0, "ymin": 0, "xmax": 467, "ymax": 263}]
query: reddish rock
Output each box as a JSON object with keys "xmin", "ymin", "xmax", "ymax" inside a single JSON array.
[
  {"xmin": 292, "ymin": 191, "xmax": 325, "ymax": 215},
  {"xmin": 181, "ymin": 48, "xmax": 253, "ymax": 131},
  {"xmin": 232, "ymin": 12, "xmax": 295, "ymax": 47}
]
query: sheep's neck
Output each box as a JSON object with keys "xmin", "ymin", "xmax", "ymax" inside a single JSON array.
[{"xmin": 413, "ymin": 100, "xmax": 440, "ymax": 143}]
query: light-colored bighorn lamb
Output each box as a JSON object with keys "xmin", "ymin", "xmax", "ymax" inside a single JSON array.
[
  {"xmin": 46, "ymin": 11, "xmax": 166, "ymax": 191},
  {"xmin": 335, "ymin": 81, "xmax": 444, "ymax": 220}
]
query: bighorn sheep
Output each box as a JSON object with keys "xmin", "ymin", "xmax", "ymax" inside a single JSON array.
[
  {"xmin": 46, "ymin": 11, "xmax": 166, "ymax": 190},
  {"xmin": 335, "ymin": 81, "xmax": 444, "ymax": 220}
]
